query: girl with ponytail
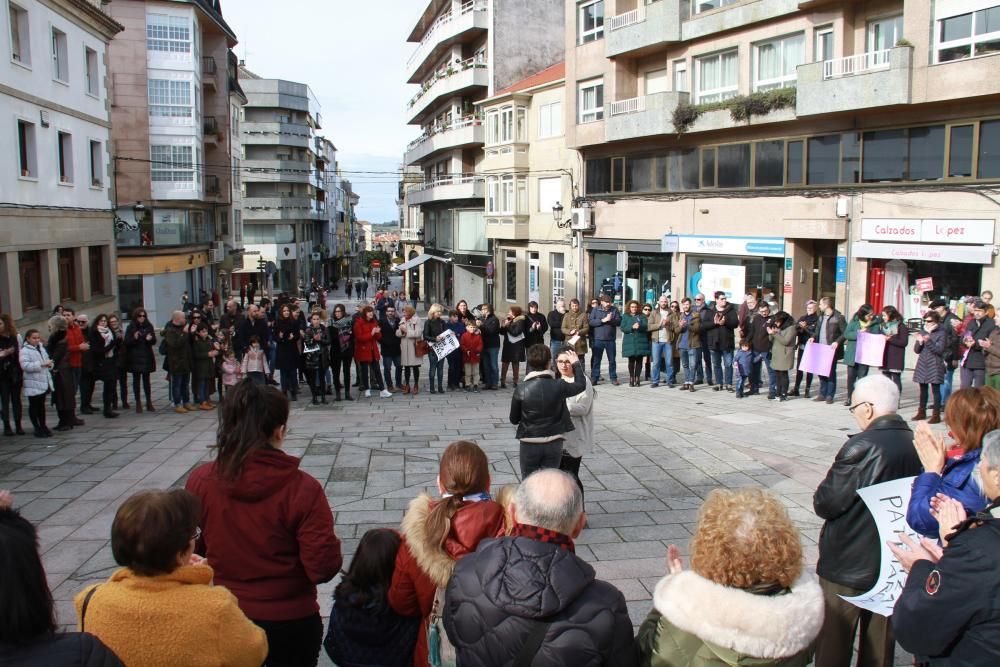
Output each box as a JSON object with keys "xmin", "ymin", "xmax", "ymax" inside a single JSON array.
[
  {"xmin": 388, "ymin": 440, "xmax": 505, "ymax": 666},
  {"xmin": 185, "ymin": 378, "xmax": 343, "ymax": 667}
]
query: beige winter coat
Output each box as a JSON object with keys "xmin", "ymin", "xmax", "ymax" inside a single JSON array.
[{"xmin": 398, "ymin": 315, "xmax": 422, "ymax": 366}]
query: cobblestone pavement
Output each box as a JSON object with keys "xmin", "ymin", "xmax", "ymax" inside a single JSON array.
[{"xmin": 0, "ymin": 353, "xmax": 923, "ymax": 665}]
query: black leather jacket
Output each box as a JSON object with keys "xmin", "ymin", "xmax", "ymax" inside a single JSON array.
[
  {"xmin": 509, "ymin": 364, "xmax": 586, "ymax": 440},
  {"xmin": 814, "ymin": 414, "xmax": 922, "ymax": 589}
]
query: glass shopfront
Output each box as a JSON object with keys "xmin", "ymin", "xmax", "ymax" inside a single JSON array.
[
  {"xmin": 592, "ymin": 251, "xmax": 672, "ymax": 306},
  {"xmin": 684, "ymin": 256, "xmax": 784, "ymax": 306}
]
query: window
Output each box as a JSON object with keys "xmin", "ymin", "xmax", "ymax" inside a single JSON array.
[
  {"xmin": 627, "ymin": 155, "xmax": 653, "ymax": 192},
  {"xmin": 815, "ymin": 26, "xmax": 834, "ymax": 62},
  {"xmin": 753, "ymin": 33, "xmax": 804, "ymax": 91},
  {"xmin": 487, "ymin": 105, "xmax": 525, "ymax": 144},
  {"xmin": 17, "ymin": 119, "xmax": 36, "ymax": 178},
  {"xmin": 645, "ymin": 68, "xmax": 668, "ymax": 94},
  {"xmin": 936, "ymin": 5, "xmax": 1000, "ymax": 62},
  {"xmin": 538, "ymin": 177, "xmax": 561, "ymax": 213},
  {"xmin": 701, "ymin": 147, "xmax": 716, "ymax": 188},
  {"xmin": 610, "ymin": 157, "xmax": 625, "ymax": 192},
  {"xmin": 9, "ymin": 2, "xmax": 29, "ymax": 65},
  {"xmin": 578, "ymin": 79, "xmax": 604, "ymax": 123},
  {"xmin": 58, "ymin": 249, "xmax": 75, "ymax": 302},
  {"xmin": 19, "ymin": 250, "xmax": 41, "ymax": 310},
  {"xmin": 537, "ymin": 101, "xmax": 562, "ymax": 138},
  {"xmin": 586, "ymin": 157, "xmax": 611, "ymax": 193},
  {"xmin": 862, "ymin": 129, "xmax": 906, "ymax": 182},
  {"xmin": 516, "ymin": 107, "xmax": 527, "ymax": 142},
  {"xmin": 673, "ymin": 60, "xmax": 688, "ymax": 92},
  {"xmin": 148, "ymin": 79, "xmax": 192, "ymax": 117},
  {"xmin": 505, "ymin": 250, "xmax": 517, "ymax": 302},
  {"xmin": 551, "ymin": 253, "xmax": 565, "ymax": 305},
  {"xmin": 755, "ymin": 140, "xmax": 784, "ymax": 186},
  {"xmin": 696, "ymin": 50, "xmax": 738, "ymax": 103},
  {"xmin": 717, "ymin": 143, "xmax": 750, "ymax": 188},
  {"xmin": 89, "ymin": 246, "xmax": 105, "ymax": 295},
  {"xmin": 669, "ymin": 150, "xmax": 699, "ymax": 190},
  {"xmin": 867, "ymin": 15, "xmax": 903, "ymax": 52},
  {"xmin": 786, "ymin": 140, "xmax": 804, "ymax": 184},
  {"xmin": 578, "ymin": 0, "xmax": 604, "ymax": 44},
  {"xmin": 980, "ymin": 119, "xmax": 1000, "ymax": 178},
  {"xmin": 949, "ymin": 124, "xmax": 974, "ymax": 177},
  {"xmin": 147, "ymin": 14, "xmax": 191, "ymax": 52},
  {"xmin": 908, "ymin": 125, "xmax": 945, "ymax": 180},
  {"xmin": 693, "ymin": 0, "xmax": 738, "ymax": 13},
  {"xmin": 51, "ymin": 27, "xmax": 67, "ymax": 81},
  {"xmin": 807, "ymin": 134, "xmax": 841, "ymax": 184},
  {"xmin": 150, "ymin": 145, "xmax": 194, "ymax": 182},
  {"xmin": 89, "ymin": 140, "xmax": 103, "ymax": 186},
  {"xmin": 85, "ymin": 47, "xmax": 99, "ymax": 96},
  {"xmin": 57, "ymin": 131, "xmax": 73, "ymax": 183},
  {"xmin": 841, "ymin": 132, "xmax": 860, "ymax": 184}
]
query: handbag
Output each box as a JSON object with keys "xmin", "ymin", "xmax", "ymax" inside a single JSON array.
[{"xmin": 415, "ymin": 339, "xmax": 430, "ymax": 357}]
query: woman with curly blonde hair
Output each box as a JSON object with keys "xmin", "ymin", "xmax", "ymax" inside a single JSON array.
[{"xmin": 637, "ymin": 488, "xmax": 824, "ymax": 666}]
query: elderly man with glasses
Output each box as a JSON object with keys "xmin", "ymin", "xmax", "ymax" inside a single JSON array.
[{"xmin": 811, "ymin": 374, "xmax": 921, "ymax": 667}]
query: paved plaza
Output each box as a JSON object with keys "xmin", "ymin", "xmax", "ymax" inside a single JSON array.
[{"xmin": 0, "ymin": 355, "xmax": 923, "ymax": 664}]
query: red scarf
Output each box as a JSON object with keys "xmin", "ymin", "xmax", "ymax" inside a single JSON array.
[{"xmin": 512, "ymin": 522, "xmax": 575, "ymax": 553}]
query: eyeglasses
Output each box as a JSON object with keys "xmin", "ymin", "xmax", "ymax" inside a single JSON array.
[
  {"xmin": 695, "ymin": 298, "xmax": 704, "ymax": 302},
  {"xmin": 556, "ymin": 359, "xmax": 574, "ymax": 365},
  {"xmin": 192, "ymin": 316, "xmax": 202, "ymax": 320},
  {"xmin": 718, "ymin": 297, "xmax": 728, "ymax": 301},
  {"xmin": 642, "ymin": 308, "xmax": 652, "ymax": 312},
  {"xmin": 192, "ymin": 526, "xmax": 202, "ymax": 541},
  {"xmin": 923, "ymin": 319, "xmax": 934, "ymax": 323},
  {"xmin": 136, "ymin": 314, "xmax": 146, "ymax": 319},
  {"xmin": 848, "ymin": 401, "xmax": 873, "ymax": 413}
]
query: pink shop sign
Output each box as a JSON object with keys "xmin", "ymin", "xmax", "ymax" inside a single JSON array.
[{"xmin": 851, "ymin": 241, "xmax": 994, "ymax": 265}]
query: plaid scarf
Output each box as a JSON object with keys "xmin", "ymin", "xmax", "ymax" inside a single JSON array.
[{"xmin": 512, "ymin": 522, "xmax": 575, "ymax": 553}]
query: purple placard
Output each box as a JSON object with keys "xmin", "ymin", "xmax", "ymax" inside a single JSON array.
[
  {"xmin": 855, "ymin": 331, "xmax": 886, "ymax": 367},
  {"xmin": 799, "ymin": 341, "xmax": 835, "ymax": 377}
]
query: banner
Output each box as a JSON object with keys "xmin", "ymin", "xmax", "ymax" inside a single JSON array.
[
  {"xmin": 855, "ymin": 331, "xmax": 886, "ymax": 367},
  {"xmin": 798, "ymin": 341, "xmax": 835, "ymax": 376},
  {"xmin": 840, "ymin": 476, "xmax": 918, "ymax": 616},
  {"xmin": 431, "ymin": 330, "xmax": 459, "ymax": 359}
]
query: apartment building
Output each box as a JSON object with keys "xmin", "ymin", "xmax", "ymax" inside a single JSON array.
[
  {"xmin": 403, "ymin": 0, "xmax": 565, "ymax": 306},
  {"xmin": 481, "ymin": 62, "xmax": 583, "ymax": 308},
  {"xmin": 220, "ymin": 48, "xmax": 247, "ymax": 295},
  {"xmin": 238, "ymin": 67, "xmax": 323, "ymax": 294},
  {"xmin": 107, "ymin": 0, "xmax": 239, "ymax": 327},
  {"xmin": 566, "ymin": 0, "xmax": 1000, "ymax": 318},
  {"xmin": 0, "ymin": 0, "xmax": 122, "ymax": 327}
]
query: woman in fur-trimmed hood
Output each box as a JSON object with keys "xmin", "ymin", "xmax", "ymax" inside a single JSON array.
[
  {"xmin": 387, "ymin": 441, "xmax": 505, "ymax": 667},
  {"xmin": 637, "ymin": 488, "xmax": 824, "ymax": 667}
]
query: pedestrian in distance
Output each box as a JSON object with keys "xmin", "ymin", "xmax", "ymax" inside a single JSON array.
[
  {"xmin": 354, "ymin": 306, "xmax": 391, "ymax": 399},
  {"xmin": 524, "ymin": 301, "xmax": 548, "ymax": 374},
  {"xmin": 733, "ymin": 338, "xmax": 754, "ymax": 399},
  {"xmin": 19, "ymin": 329, "xmax": 53, "ymax": 438},
  {"xmin": 560, "ymin": 298, "xmax": 590, "ymax": 377},
  {"xmin": 378, "ymin": 304, "xmax": 403, "ymax": 392},
  {"xmin": 676, "ymin": 297, "xmax": 702, "ymax": 391},
  {"xmin": 912, "ymin": 310, "xmax": 948, "ymax": 423},
  {"xmin": 397, "ymin": 305, "xmax": 422, "ymax": 395},
  {"xmin": 107, "ymin": 315, "xmax": 128, "ymax": 410},
  {"xmin": 87, "ymin": 314, "xmax": 120, "ymax": 419},
  {"xmin": 241, "ymin": 335, "xmax": 269, "ymax": 386},
  {"xmin": 647, "ymin": 295, "xmax": 679, "ymax": 389},
  {"xmin": 589, "ymin": 295, "xmax": 621, "ymax": 386},
  {"xmin": 329, "ymin": 304, "xmax": 355, "ymax": 401},
  {"xmin": 620, "ymin": 300, "xmax": 650, "ymax": 387},
  {"xmin": 880, "ymin": 305, "xmax": 909, "ymax": 397},
  {"xmin": 767, "ymin": 310, "xmax": 797, "ymax": 401},
  {"xmin": 959, "ymin": 299, "xmax": 995, "ymax": 389},
  {"xmin": 547, "ymin": 298, "xmax": 567, "ymax": 370},
  {"xmin": 843, "ymin": 304, "xmax": 880, "ymax": 406},
  {"xmin": 500, "ymin": 306, "xmax": 527, "ymax": 388},
  {"xmin": 123, "ymin": 308, "xmax": 156, "ymax": 413},
  {"xmin": 304, "ymin": 312, "xmax": 329, "ymax": 404},
  {"xmin": 789, "ymin": 299, "xmax": 819, "ymax": 397},
  {"xmin": 161, "ymin": 311, "xmax": 194, "ymax": 413},
  {"xmin": 555, "ymin": 345, "xmax": 594, "ymax": 503},
  {"xmin": 814, "ymin": 297, "xmax": 846, "ymax": 405},
  {"xmin": 273, "ymin": 304, "xmax": 301, "ymax": 401},
  {"xmin": 461, "ymin": 319, "xmax": 483, "ymax": 393},
  {"xmin": 445, "ymin": 309, "xmax": 466, "ymax": 390},
  {"xmin": 46, "ymin": 315, "xmax": 78, "ymax": 432},
  {"xmin": 423, "ymin": 304, "xmax": 448, "ymax": 394}
]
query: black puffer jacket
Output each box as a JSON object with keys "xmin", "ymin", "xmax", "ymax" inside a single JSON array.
[
  {"xmin": 124, "ymin": 321, "xmax": 156, "ymax": 374},
  {"xmin": 509, "ymin": 364, "xmax": 586, "ymax": 440},
  {"xmin": 0, "ymin": 632, "xmax": 123, "ymax": 666},
  {"xmin": 700, "ymin": 303, "xmax": 738, "ymax": 350},
  {"xmin": 445, "ymin": 536, "xmax": 637, "ymax": 667},
  {"xmin": 814, "ymin": 414, "xmax": 921, "ymax": 590}
]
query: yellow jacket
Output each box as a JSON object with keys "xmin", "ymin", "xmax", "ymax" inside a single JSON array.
[{"xmin": 74, "ymin": 565, "xmax": 268, "ymax": 667}]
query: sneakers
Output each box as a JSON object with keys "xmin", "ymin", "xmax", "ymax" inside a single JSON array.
[
  {"xmin": 175, "ymin": 405, "xmax": 188, "ymax": 414},
  {"xmin": 364, "ymin": 389, "xmax": 372, "ymax": 398},
  {"xmin": 379, "ymin": 389, "xmax": 392, "ymax": 398}
]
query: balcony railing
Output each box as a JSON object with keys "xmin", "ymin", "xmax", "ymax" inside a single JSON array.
[
  {"xmin": 823, "ymin": 49, "xmax": 891, "ymax": 79},
  {"xmin": 407, "ymin": 56, "xmax": 488, "ymax": 110},
  {"xmin": 205, "ymin": 175, "xmax": 220, "ymax": 195},
  {"xmin": 608, "ymin": 96, "xmax": 646, "ymax": 116},
  {"xmin": 411, "ymin": 174, "xmax": 481, "ymax": 192},
  {"xmin": 608, "ymin": 6, "xmax": 645, "ymax": 31},
  {"xmin": 406, "ymin": 0, "xmax": 487, "ymax": 69},
  {"xmin": 203, "ymin": 116, "xmax": 219, "ymax": 135},
  {"xmin": 202, "ymin": 56, "xmax": 217, "ymax": 75},
  {"xmin": 406, "ymin": 116, "xmax": 482, "ymax": 151}
]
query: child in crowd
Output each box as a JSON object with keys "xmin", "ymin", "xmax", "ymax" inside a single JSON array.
[
  {"xmin": 734, "ymin": 338, "xmax": 753, "ymax": 399},
  {"xmin": 460, "ymin": 321, "xmax": 483, "ymax": 393},
  {"xmin": 241, "ymin": 335, "xmax": 269, "ymax": 385},
  {"xmin": 323, "ymin": 529, "xmax": 419, "ymax": 667},
  {"xmin": 220, "ymin": 348, "xmax": 241, "ymax": 396}
]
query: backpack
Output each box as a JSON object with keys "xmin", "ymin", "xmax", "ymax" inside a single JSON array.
[{"xmin": 427, "ymin": 586, "xmax": 457, "ymax": 667}]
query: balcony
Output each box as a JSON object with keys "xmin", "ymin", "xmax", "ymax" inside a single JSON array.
[
  {"xmin": 243, "ymin": 159, "xmax": 312, "ymax": 183},
  {"xmin": 202, "ymin": 56, "xmax": 217, "ymax": 91},
  {"xmin": 116, "ymin": 220, "xmax": 216, "ymax": 248},
  {"xmin": 606, "ymin": 1, "xmax": 683, "ymax": 59},
  {"xmin": 407, "ymin": 175, "xmax": 484, "ymax": 206},
  {"xmin": 406, "ymin": 57, "xmax": 489, "ymax": 125},
  {"xmin": 797, "ymin": 46, "xmax": 912, "ymax": 117},
  {"xmin": 606, "ymin": 91, "xmax": 688, "ymax": 141},
  {"xmin": 485, "ymin": 217, "xmax": 529, "ymax": 240},
  {"xmin": 405, "ymin": 116, "xmax": 485, "ymax": 164},
  {"xmin": 203, "ymin": 116, "xmax": 220, "ymax": 146},
  {"xmin": 243, "ymin": 196, "xmax": 317, "ymax": 221},
  {"xmin": 205, "ymin": 175, "xmax": 220, "ymax": 196},
  {"xmin": 406, "ymin": 0, "xmax": 489, "ymax": 84},
  {"xmin": 682, "ymin": 0, "xmax": 797, "ymax": 41},
  {"xmin": 242, "ymin": 121, "xmax": 312, "ymax": 148},
  {"xmin": 482, "ymin": 142, "xmax": 529, "ymax": 171},
  {"xmin": 399, "ymin": 227, "xmax": 423, "ymax": 242}
]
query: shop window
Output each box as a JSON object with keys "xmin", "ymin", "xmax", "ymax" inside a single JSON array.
[
  {"xmin": 840, "ymin": 132, "xmax": 860, "ymax": 184},
  {"xmin": 754, "ymin": 140, "xmax": 784, "ymax": 187},
  {"xmin": 578, "ymin": 0, "xmax": 604, "ymax": 44},
  {"xmin": 717, "ymin": 143, "xmax": 750, "ymax": 188},
  {"xmin": 909, "ymin": 125, "xmax": 945, "ymax": 180},
  {"xmin": 807, "ymin": 134, "xmax": 840, "ymax": 184},
  {"xmin": 504, "ymin": 250, "xmax": 517, "ymax": 302},
  {"xmin": 949, "ymin": 124, "xmax": 974, "ymax": 177},
  {"xmin": 980, "ymin": 119, "xmax": 1000, "ymax": 178},
  {"xmin": 58, "ymin": 248, "xmax": 75, "ymax": 302},
  {"xmin": 786, "ymin": 140, "xmax": 804, "ymax": 184},
  {"xmin": 19, "ymin": 250, "xmax": 42, "ymax": 311},
  {"xmin": 89, "ymin": 246, "xmax": 105, "ymax": 296},
  {"xmin": 626, "ymin": 156, "xmax": 653, "ymax": 192},
  {"xmin": 669, "ymin": 149, "xmax": 699, "ymax": 191},
  {"xmin": 701, "ymin": 147, "xmax": 716, "ymax": 188}
]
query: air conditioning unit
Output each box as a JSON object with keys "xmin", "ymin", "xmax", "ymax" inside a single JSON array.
[
  {"xmin": 570, "ymin": 207, "xmax": 594, "ymax": 231},
  {"xmin": 208, "ymin": 248, "xmax": 224, "ymax": 263}
]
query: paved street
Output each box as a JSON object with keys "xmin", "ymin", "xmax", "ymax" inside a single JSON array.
[{"xmin": 0, "ymin": 353, "xmax": 920, "ymax": 664}]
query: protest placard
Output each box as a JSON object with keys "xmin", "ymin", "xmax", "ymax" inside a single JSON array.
[
  {"xmin": 855, "ymin": 331, "xmax": 887, "ymax": 367},
  {"xmin": 431, "ymin": 330, "xmax": 459, "ymax": 359},
  {"xmin": 840, "ymin": 476, "xmax": 918, "ymax": 617},
  {"xmin": 798, "ymin": 340, "xmax": 835, "ymax": 376}
]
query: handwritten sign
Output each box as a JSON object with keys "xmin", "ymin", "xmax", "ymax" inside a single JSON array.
[
  {"xmin": 915, "ymin": 277, "xmax": 934, "ymax": 293},
  {"xmin": 431, "ymin": 330, "xmax": 459, "ymax": 359},
  {"xmin": 855, "ymin": 331, "xmax": 886, "ymax": 367},
  {"xmin": 798, "ymin": 340, "xmax": 835, "ymax": 376},
  {"xmin": 840, "ymin": 476, "xmax": 918, "ymax": 616}
]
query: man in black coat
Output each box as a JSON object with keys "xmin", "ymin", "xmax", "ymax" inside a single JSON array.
[
  {"xmin": 700, "ymin": 291, "xmax": 739, "ymax": 391},
  {"xmin": 959, "ymin": 299, "xmax": 996, "ymax": 389},
  {"xmin": 444, "ymin": 468, "xmax": 637, "ymax": 667},
  {"xmin": 814, "ymin": 296, "xmax": 847, "ymax": 404},
  {"xmin": 813, "ymin": 374, "xmax": 921, "ymax": 667},
  {"xmin": 747, "ymin": 301, "xmax": 775, "ymax": 397},
  {"xmin": 378, "ymin": 304, "xmax": 402, "ymax": 392},
  {"xmin": 510, "ymin": 344, "xmax": 585, "ymax": 478}
]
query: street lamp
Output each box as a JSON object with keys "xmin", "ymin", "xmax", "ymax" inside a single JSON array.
[{"xmin": 551, "ymin": 201, "xmax": 564, "ymax": 225}]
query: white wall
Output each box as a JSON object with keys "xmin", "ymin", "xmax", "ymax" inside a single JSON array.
[{"xmin": 144, "ymin": 270, "xmax": 187, "ymax": 331}]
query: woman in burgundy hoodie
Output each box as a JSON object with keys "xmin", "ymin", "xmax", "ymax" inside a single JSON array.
[{"xmin": 186, "ymin": 380, "xmax": 343, "ymax": 667}]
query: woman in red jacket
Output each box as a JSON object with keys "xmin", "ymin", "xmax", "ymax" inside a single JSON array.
[
  {"xmin": 353, "ymin": 305, "xmax": 390, "ymax": 399},
  {"xmin": 388, "ymin": 440, "xmax": 505, "ymax": 667},
  {"xmin": 185, "ymin": 380, "xmax": 343, "ymax": 667}
]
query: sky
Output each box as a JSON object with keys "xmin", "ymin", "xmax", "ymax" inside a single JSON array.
[{"xmin": 222, "ymin": 0, "xmax": 421, "ymax": 224}]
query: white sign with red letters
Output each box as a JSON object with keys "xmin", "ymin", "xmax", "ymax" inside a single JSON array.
[{"xmin": 861, "ymin": 219, "xmax": 995, "ymax": 245}]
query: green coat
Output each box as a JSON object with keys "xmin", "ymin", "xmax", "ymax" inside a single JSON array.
[
  {"xmin": 161, "ymin": 322, "xmax": 192, "ymax": 374},
  {"xmin": 191, "ymin": 337, "xmax": 217, "ymax": 380},
  {"xmin": 561, "ymin": 309, "xmax": 589, "ymax": 355},
  {"xmin": 621, "ymin": 314, "xmax": 651, "ymax": 357},
  {"xmin": 769, "ymin": 325, "xmax": 797, "ymax": 372},
  {"xmin": 843, "ymin": 315, "xmax": 881, "ymax": 367}
]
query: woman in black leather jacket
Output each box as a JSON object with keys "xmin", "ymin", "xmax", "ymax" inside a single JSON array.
[{"xmin": 479, "ymin": 304, "xmax": 501, "ymax": 390}]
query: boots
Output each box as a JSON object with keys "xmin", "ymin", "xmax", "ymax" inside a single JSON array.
[
  {"xmin": 401, "ymin": 384, "xmax": 411, "ymax": 395},
  {"xmin": 136, "ymin": 401, "xmax": 143, "ymax": 414},
  {"xmin": 54, "ymin": 411, "xmax": 73, "ymax": 432},
  {"xmin": 911, "ymin": 408, "xmax": 927, "ymax": 421},
  {"xmin": 928, "ymin": 410, "xmax": 942, "ymax": 424},
  {"xmin": 343, "ymin": 389, "xmax": 353, "ymax": 401},
  {"xmin": 334, "ymin": 389, "xmax": 343, "ymax": 402},
  {"xmin": 2, "ymin": 420, "xmax": 12, "ymax": 436},
  {"xmin": 312, "ymin": 395, "xmax": 320, "ymax": 405},
  {"xmin": 412, "ymin": 384, "xmax": 420, "ymax": 395},
  {"xmin": 146, "ymin": 400, "xmax": 155, "ymax": 412}
]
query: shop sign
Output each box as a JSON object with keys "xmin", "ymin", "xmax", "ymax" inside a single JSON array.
[
  {"xmin": 783, "ymin": 280, "xmax": 792, "ymax": 294},
  {"xmin": 915, "ymin": 277, "xmax": 934, "ymax": 293},
  {"xmin": 851, "ymin": 241, "xmax": 994, "ymax": 265},
  {"xmin": 861, "ymin": 219, "xmax": 995, "ymax": 245},
  {"xmin": 836, "ymin": 256, "xmax": 847, "ymax": 283},
  {"xmin": 676, "ymin": 235, "xmax": 785, "ymax": 258},
  {"xmin": 661, "ymin": 234, "xmax": 680, "ymax": 253}
]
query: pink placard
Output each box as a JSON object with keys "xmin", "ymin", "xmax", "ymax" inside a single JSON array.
[
  {"xmin": 855, "ymin": 331, "xmax": 886, "ymax": 367},
  {"xmin": 799, "ymin": 341, "xmax": 835, "ymax": 377}
]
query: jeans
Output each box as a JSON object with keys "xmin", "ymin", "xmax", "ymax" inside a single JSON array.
[
  {"xmin": 268, "ymin": 342, "xmax": 277, "ymax": 381},
  {"xmin": 940, "ymin": 366, "xmax": 955, "ymax": 406},
  {"xmin": 734, "ymin": 375, "xmax": 747, "ymax": 396},
  {"xmin": 700, "ymin": 346, "xmax": 713, "ymax": 383},
  {"xmin": 447, "ymin": 350, "xmax": 463, "ymax": 387},
  {"xmin": 359, "ymin": 361, "xmax": 383, "ymax": 391},
  {"xmin": 382, "ymin": 354, "xmax": 402, "ymax": 389},
  {"xmin": 650, "ymin": 342, "xmax": 674, "ymax": 385},
  {"xmin": 961, "ymin": 366, "xmax": 986, "ymax": 388},
  {"xmin": 751, "ymin": 351, "xmax": 776, "ymax": 394},
  {"xmin": 279, "ymin": 368, "xmax": 297, "ymax": 396},
  {"xmin": 679, "ymin": 348, "xmax": 701, "ymax": 384},
  {"xmin": 428, "ymin": 353, "xmax": 445, "ymax": 390},
  {"xmin": 170, "ymin": 373, "xmax": 191, "ymax": 406},
  {"xmin": 194, "ymin": 378, "xmax": 212, "ymax": 404},
  {"xmin": 919, "ymin": 383, "xmax": 942, "ymax": 412},
  {"xmin": 131, "ymin": 372, "xmax": 151, "ymax": 406},
  {"xmin": 308, "ymin": 366, "xmax": 327, "ymax": 397},
  {"xmin": 710, "ymin": 349, "xmax": 734, "ymax": 386},
  {"xmin": 819, "ymin": 367, "xmax": 837, "ymax": 399},
  {"xmin": 483, "ymin": 347, "xmax": 500, "ymax": 387},
  {"xmin": 591, "ymin": 339, "xmax": 617, "ymax": 381},
  {"xmin": 519, "ymin": 440, "xmax": 564, "ymax": 479}
]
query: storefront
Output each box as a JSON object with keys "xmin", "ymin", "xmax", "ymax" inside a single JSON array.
[
  {"xmin": 669, "ymin": 234, "xmax": 786, "ymax": 305},
  {"xmin": 853, "ymin": 218, "xmax": 995, "ymax": 318},
  {"xmin": 586, "ymin": 239, "xmax": 672, "ymax": 306}
]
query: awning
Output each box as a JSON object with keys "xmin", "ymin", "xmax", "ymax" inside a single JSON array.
[{"xmin": 392, "ymin": 253, "xmax": 451, "ymax": 272}]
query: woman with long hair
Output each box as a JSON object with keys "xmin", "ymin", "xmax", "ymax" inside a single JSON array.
[
  {"xmin": 354, "ymin": 305, "xmax": 390, "ymax": 399},
  {"xmin": 329, "ymin": 303, "xmax": 355, "ymax": 401},
  {"xmin": 273, "ymin": 304, "xmax": 301, "ymax": 401},
  {"xmin": 423, "ymin": 304, "xmax": 447, "ymax": 394},
  {"xmin": 479, "ymin": 304, "xmax": 501, "ymax": 390},
  {"xmin": 107, "ymin": 315, "xmax": 128, "ymax": 410},
  {"xmin": 0, "ymin": 313, "xmax": 24, "ymax": 435},
  {"xmin": 323, "ymin": 529, "xmax": 420, "ymax": 666},
  {"xmin": 185, "ymin": 380, "xmax": 343, "ymax": 667},
  {"xmin": 499, "ymin": 305, "xmax": 527, "ymax": 388},
  {"xmin": 912, "ymin": 310, "xmax": 948, "ymax": 423},
  {"xmin": 124, "ymin": 308, "xmax": 156, "ymax": 413},
  {"xmin": 620, "ymin": 300, "xmax": 649, "ymax": 387},
  {"xmin": 19, "ymin": 329, "xmax": 53, "ymax": 438},
  {"xmin": 388, "ymin": 440, "xmax": 505, "ymax": 667},
  {"xmin": 87, "ymin": 314, "xmax": 120, "ymax": 419},
  {"xmin": 843, "ymin": 304, "xmax": 879, "ymax": 406},
  {"xmin": 767, "ymin": 311, "xmax": 797, "ymax": 401},
  {"xmin": 46, "ymin": 316, "xmax": 77, "ymax": 431},
  {"xmin": 880, "ymin": 304, "xmax": 909, "ymax": 395},
  {"xmin": 398, "ymin": 305, "xmax": 422, "ymax": 395}
]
